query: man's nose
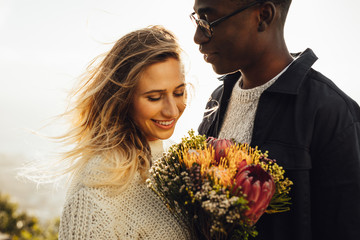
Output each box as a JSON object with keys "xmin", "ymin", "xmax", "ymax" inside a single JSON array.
[{"xmin": 193, "ymin": 26, "xmax": 210, "ymax": 45}]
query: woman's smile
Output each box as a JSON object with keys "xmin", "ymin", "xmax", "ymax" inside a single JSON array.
[
  {"xmin": 152, "ymin": 119, "xmax": 176, "ymax": 128},
  {"xmin": 131, "ymin": 58, "xmax": 186, "ymax": 140}
]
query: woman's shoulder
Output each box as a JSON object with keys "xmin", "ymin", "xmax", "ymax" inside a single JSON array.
[
  {"xmin": 62, "ymin": 165, "xmax": 193, "ymax": 239},
  {"xmin": 64, "ymin": 156, "xmax": 111, "ymax": 196},
  {"xmin": 63, "ymin": 171, "xmax": 151, "ymax": 221},
  {"xmin": 59, "ymin": 179, "xmax": 120, "ymax": 239}
]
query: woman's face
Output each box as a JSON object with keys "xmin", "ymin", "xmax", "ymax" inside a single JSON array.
[{"xmin": 131, "ymin": 58, "xmax": 186, "ymax": 141}]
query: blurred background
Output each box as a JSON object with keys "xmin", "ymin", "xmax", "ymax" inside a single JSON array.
[{"xmin": 1, "ymin": 0, "xmax": 359, "ymax": 236}]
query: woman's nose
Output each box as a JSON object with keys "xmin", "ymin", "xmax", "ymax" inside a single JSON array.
[{"xmin": 162, "ymin": 97, "xmax": 179, "ymax": 118}]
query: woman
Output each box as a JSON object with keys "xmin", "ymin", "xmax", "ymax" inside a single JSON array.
[{"xmin": 58, "ymin": 26, "xmax": 191, "ymax": 239}]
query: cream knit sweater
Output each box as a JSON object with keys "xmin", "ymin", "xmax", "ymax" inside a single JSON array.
[
  {"xmin": 58, "ymin": 140, "xmax": 191, "ymax": 240},
  {"xmin": 219, "ymin": 64, "xmax": 292, "ymax": 144},
  {"xmin": 218, "ymin": 77, "xmax": 277, "ymax": 144}
]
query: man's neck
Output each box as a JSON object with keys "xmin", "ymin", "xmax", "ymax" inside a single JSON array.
[{"xmin": 240, "ymin": 50, "xmax": 293, "ymax": 89}]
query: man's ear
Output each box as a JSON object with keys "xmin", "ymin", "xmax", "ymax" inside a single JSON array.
[{"xmin": 257, "ymin": 2, "xmax": 276, "ymax": 32}]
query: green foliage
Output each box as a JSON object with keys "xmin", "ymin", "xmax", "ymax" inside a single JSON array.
[
  {"xmin": 0, "ymin": 192, "xmax": 59, "ymax": 240},
  {"xmin": 178, "ymin": 129, "xmax": 207, "ymax": 151}
]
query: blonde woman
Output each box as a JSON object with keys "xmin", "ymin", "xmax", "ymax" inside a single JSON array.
[{"xmin": 58, "ymin": 26, "xmax": 191, "ymax": 239}]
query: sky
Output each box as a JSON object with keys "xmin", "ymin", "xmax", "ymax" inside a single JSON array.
[{"xmin": 1, "ymin": 0, "xmax": 360, "ymax": 159}]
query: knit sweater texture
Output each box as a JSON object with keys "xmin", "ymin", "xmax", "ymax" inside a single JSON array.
[
  {"xmin": 58, "ymin": 140, "xmax": 191, "ymax": 239},
  {"xmin": 219, "ymin": 64, "xmax": 292, "ymax": 143},
  {"xmin": 218, "ymin": 77, "xmax": 277, "ymax": 143}
]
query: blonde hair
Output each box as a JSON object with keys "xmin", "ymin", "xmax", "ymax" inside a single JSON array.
[{"xmin": 59, "ymin": 26, "xmax": 182, "ymax": 191}]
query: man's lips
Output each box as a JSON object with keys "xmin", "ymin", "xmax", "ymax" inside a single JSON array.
[
  {"xmin": 203, "ymin": 53, "xmax": 217, "ymax": 63},
  {"xmin": 200, "ymin": 47, "xmax": 217, "ymax": 62}
]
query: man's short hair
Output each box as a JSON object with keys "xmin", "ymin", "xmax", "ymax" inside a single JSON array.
[
  {"xmin": 232, "ymin": 0, "xmax": 291, "ymax": 11},
  {"xmin": 232, "ymin": 0, "xmax": 292, "ymax": 23}
]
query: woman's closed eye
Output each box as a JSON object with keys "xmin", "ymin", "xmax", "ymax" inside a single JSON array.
[
  {"xmin": 174, "ymin": 90, "xmax": 185, "ymax": 97},
  {"xmin": 146, "ymin": 90, "xmax": 184, "ymax": 102},
  {"xmin": 147, "ymin": 95, "xmax": 161, "ymax": 101}
]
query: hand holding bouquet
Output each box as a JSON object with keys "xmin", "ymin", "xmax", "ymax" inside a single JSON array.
[{"xmin": 148, "ymin": 131, "xmax": 293, "ymax": 239}]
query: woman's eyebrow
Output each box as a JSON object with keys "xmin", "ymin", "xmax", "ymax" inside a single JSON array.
[
  {"xmin": 175, "ymin": 83, "xmax": 186, "ymax": 89},
  {"xmin": 142, "ymin": 83, "xmax": 185, "ymax": 95},
  {"xmin": 142, "ymin": 89, "xmax": 165, "ymax": 95}
]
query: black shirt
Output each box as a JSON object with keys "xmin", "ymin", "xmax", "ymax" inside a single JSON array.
[{"xmin": 198, "ymin": 48, "xmax": 360, "ymax": 240}]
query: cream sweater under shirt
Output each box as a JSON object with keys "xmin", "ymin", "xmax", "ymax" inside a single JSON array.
[{"xmin": 219, "ymin": 66, "xmax": 291, "ymax": 144}]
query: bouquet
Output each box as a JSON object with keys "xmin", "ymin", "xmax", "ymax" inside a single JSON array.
[{"xmin": 148, "ymin": 130, "xmax": 293, "ymax": 239}]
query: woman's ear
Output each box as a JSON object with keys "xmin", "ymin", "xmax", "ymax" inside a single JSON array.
[{"xmin": 258, "ymin": 2, "xmax": 276, "ymax": 32}]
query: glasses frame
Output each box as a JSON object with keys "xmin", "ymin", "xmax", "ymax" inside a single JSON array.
[{"xmin": 190, "ymin": 1, "xmax": 261, "ymax": 38}]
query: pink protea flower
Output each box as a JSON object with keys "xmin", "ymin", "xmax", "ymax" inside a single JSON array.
[
  {"xmin": 233, "ymin": 164, "xmax": 276, "ymax": 225},
  {"xmin": 206, "ymin": 137, "xmax": 234, "ymax": 164},
  {"xmin": 236, "ymin": 159, "xmax": 248, "ymax": 171}
]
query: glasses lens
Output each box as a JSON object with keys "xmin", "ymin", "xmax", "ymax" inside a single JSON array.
[
  {"xmin": 190, "ymin": 13, "xmax": 212, "ymax": 38},
  {"xmin": 197, "ymin": 19, "xmax": 212, "ymax": 38}
]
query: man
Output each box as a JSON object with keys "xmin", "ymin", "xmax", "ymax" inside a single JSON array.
[{"xmin": 191, "ymin": 0, "xmax": 360, "ymax": 239}]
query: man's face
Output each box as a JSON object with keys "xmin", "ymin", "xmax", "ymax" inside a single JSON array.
[{"xmin": 192, "ymin": 0, "xmax": 261, "ymax": 74}]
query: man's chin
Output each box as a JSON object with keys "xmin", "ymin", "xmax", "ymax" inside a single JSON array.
[{"xmin": 212, "ymin": 64, "xmax": 239, "ymax": 75}]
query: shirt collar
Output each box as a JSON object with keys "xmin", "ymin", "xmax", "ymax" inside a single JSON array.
[{"xmin": 267, "ymin": 48, "xmax": 318, "ymax": 95}]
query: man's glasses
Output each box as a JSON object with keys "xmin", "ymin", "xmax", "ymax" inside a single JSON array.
[{"xmin": 190, "ymin": 1, "xmax": 260, "ymax": 39}]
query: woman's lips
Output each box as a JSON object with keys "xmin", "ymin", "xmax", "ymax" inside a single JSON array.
[{"xmin": 152, "ymin": 119, "xmax": 176, "ymax": 129}]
